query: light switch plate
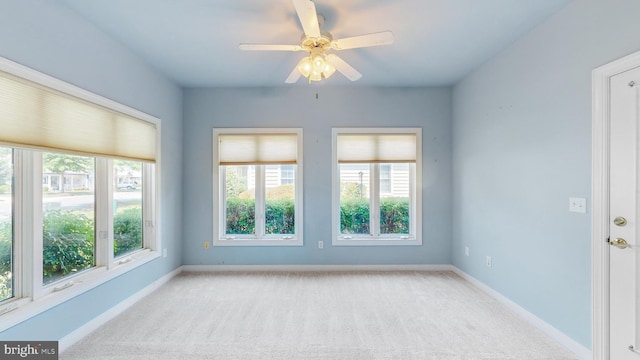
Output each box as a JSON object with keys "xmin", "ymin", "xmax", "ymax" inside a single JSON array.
[{"xmin": 569, "ymin": 197, "xmax": 587, "ymax": 213}]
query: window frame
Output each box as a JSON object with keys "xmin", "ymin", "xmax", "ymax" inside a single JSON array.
[
  {"xmin": 331, "ymin": 128, "xmax": 422, "ymax": 246},
  {"xmin": 213, "ymin": 128, "xmax": 303, "ymax": 247},
  {"xmin": 0, "ymin": 56, "xmax": 161, "ymax": 331}
]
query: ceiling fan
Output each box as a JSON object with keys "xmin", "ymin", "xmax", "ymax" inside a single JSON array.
[{"xmin": 239, "ymin": 0, "xmax": 394, "ymax": 83}]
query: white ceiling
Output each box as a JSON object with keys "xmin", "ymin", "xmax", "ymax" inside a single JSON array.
[{"xmin": 59, "ymin": 0, "xmax": 571, "ymax": 88}]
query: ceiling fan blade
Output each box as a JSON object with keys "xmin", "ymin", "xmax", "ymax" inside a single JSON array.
[
  {"xmin": 285, "ymin": 66, "xmax": 302, "ymax": 83},
  {"xmin": 326, "ymin": 54, "xmax": 362, "ymax": 81},
  {"xmin": 239, "ymin": 44, "xmax": 303, "ymax": 51},
  {"xmin": 293, "ymin": 0, "xmax": 321, "ymax": 39},
  {"xmin": 331, "ymin": 31, "xmax": 394, "ymax": 50}
]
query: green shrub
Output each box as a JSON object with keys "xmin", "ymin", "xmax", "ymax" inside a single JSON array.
[
  {"xmin": 340, "ymin": 198, "xmax": 370, "ymax": 234},
  {"xmin": 226, "ymin": 198, "xmax": 255, "ymax": 234},
  {"xmin": 43, "ymin": 210, "xmax": 94, "ymax": 284},
  {"xmin": 114, "ymin": 207, "xmax": 143, "ymax": 257},
  {"xmin": 340, "ymin": 197, "xmax": 409, "ymax": 234},
  {"xmin": 265, "ymin": 198, "xmax": 295, "ymax": 234},
  {"xmin": 380, "ymin": 197, "xmax": 409, "ymax": 234},
  {"xmin": 0, "ymin": 220, "xmax": 12, "ymax": 300}
]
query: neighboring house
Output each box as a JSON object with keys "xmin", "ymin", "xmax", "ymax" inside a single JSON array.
[{"xmin": 43, "ymin": 171, "xmax": 93, "ymax": 192}]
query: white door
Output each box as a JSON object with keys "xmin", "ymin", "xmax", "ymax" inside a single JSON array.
[{"xmin": 610, "ymin": 65, "xmax": 640, "ymax": 359}]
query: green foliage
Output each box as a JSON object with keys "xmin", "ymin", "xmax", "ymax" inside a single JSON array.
[
  {"xmin": 380, "ymin": 197, "xmax": 410, "ymax": 234},
  {"xmin": 114, "ymin": 208, "xmax": 143, "ymax": 257},
  {"xmin": 225, "ymin": 167, "xmax": 247, "ymax": 198},
  {"xmin": 0, "ymin": 220, "xmax": 12, "ymax": 300},
  {"xmin": 265, "ymin": 199, "xmax": 295, "ymax": 234},
  {"xmin": 43, "ymin": 210, "xmax": 94, "ymax": 284},
  {"xmin": 340, "ymin": 197, "xmax": 409, "ymax": 234},
  {"xmin": 226, "ymin": 198, "xmax": 255, "ymax": 234},
  {"xmin": 340, "ymin": 198, "xmax": 370, "ymax": 234},
  {"xmin": 340, "ymin": 182, "xmax": 367, "ymax": 199}
]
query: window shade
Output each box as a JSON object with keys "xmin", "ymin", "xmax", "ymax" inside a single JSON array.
[
  {"xmin": 0, "ymin": 71, "xmax": 157, "ymax": 162},
  {"xmin": 337, "ymin": 133, "xmax": 417, "ymax": 163},
  {"xmin": 218, "ymin": 133, "xmax": 298, "ymax": 165}
]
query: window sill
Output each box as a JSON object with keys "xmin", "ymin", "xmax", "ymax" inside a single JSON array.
[
  {"xmin": 332, "ymin": 237, "xmax": 422, "ymax": 246},
  {"xmin": 0, "ymin": 249, "xmax": 160, "ymax": 332},
  {"xmin": 214, "ymin": 238, "xmax": 303, "ymax": 247}
]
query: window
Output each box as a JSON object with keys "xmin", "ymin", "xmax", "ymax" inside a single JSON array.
[
  {"xmin": 0, "ymin": 57, "xmax": 160, "ymax": 330},
  {"xmin": 332, "ymin": 128, "xmax": 422, "ymax": 246},
  {"xmin": 213, "ymin": 129, "xmax": 303, "ymax": 246},
  {"xmin": 0, "ymin": 147, "xmax": 13, "ymax": 302}
]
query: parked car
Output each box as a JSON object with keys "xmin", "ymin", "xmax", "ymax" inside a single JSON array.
[{"xmin": 117, "ymin": 181, "xmax": 137, "ymax": 190}]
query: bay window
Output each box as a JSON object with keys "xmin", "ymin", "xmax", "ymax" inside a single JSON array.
[{"xmin": 0, "ymin": 57, "xmax": 160, "ymax": 329}]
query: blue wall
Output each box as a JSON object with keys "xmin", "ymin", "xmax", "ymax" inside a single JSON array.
[
  {"xmin": 183, "ymin": 87, "xmax": 452, "ymax": 265},
  {"xmin": 0, "ymin": 0, "xmax": 183, "ymax": 340},
  {"xmin": 452, "ymin": 0, "xmax": 640, "ymax": 348}
]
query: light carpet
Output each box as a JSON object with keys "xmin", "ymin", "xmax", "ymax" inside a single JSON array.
[{"xmin": 61, "ymin": 271, "xmax": 579, "ymax": 360}]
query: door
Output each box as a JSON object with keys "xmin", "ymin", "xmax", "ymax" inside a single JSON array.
[{"xmin": 610, "ymin": 65, "xmax": 640, "ymax": 359}]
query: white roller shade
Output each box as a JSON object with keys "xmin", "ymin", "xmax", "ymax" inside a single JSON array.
[
  {"xmin": 337, "ymin": 133, "xmax": 417, "ymax": 163},
  {"xmin": 0, "ymin": 71, "xmax": 157, "ymax": 162},
  {"xmin": 218, "ymin": 133, "xmax": 298, "ymax": 165}
]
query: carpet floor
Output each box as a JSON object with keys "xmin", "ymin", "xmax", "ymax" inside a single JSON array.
[{"xmin": 61, "ymin": 271, "xmax": 579, "ymax": 360}]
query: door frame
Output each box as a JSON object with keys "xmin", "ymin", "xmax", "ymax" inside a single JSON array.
[{"xmin": 592, "ymin": 49, "xmax": 640, "ymax": 360}]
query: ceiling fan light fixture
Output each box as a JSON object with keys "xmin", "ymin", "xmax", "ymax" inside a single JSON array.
[{"xmin": 297, "ymin": 57, "xmax": 313, "ymax": 77}]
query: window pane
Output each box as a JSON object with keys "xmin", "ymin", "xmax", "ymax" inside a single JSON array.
[
  {"xmin": 43, "ymin": 152, "xmax": 95, "ymax": 285},
  {"xmin": 266, "ymin": 165, "xmax": 295, "ymax": 235},
  {"xmin": 339, "ymin": 164, "xmax": 370, "ymax": 234},
  {"xmin": 380, "ymin": 163, "xmax": 410, "ymax": 234},
  {"xmin": 0, "ymin": 147, "xmax": 13, "ymax": 301},
  {"xmin": 225, "ymin": 165, "xmax": 255, "ymax": 235},
  {"xmin": 114, "ymin": 160, "xmax": 143, "ymax": 257}
]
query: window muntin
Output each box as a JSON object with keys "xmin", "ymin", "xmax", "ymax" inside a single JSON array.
[
  {"xmin": 214, "ymin": 129, "xmax": 303, "ymax": 246},
  {"xmin": 0, "ymin": 147, "xmax": 13, "ymax": 302},
  {"xmin": 113, "ymin": 160, "xmax": 143, "ymax": 258},
  {"xmin": 333, "ymin": 128, "xmax": 421, "ymax": 246}
]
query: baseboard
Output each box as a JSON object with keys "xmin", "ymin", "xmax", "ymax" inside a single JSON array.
[
  {"xmin": 181, "ymin": 264, "xmax": 455, "ymax": 272},
  {"xmin": 59, "ymin": 266, "xmax": 183, "ymax": 353},
  {"xmin": 451, "ymin": 267, "xmax": 592, "ymax": 360}
]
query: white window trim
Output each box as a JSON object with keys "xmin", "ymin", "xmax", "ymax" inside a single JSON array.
[
  {"xmin": 213, "ymin": 128, "xmax": 303, "ymax": 247},
  {"xmin": 331, "ymin": 128, "xmax": 422, "ymax": 246},
  {"xmin": 0, "ymin": 56, "xmax": 162, "ymax": 332}
]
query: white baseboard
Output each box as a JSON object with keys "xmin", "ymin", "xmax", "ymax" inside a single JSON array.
[
  {"xmin": 59, "ymin": 266, "xmax": 183, "ymax": 353},
  {"xmin": 451, "ymin": 267, "xmax": 592, "ymax": 360},
  {"xmin": 181, "ymin": 264, "xmax": 455, "ymax": 272}
]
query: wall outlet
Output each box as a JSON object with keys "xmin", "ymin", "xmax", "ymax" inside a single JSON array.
[
  {"xmin": 486, "ymin": 256, "xmax": 492, "ymax": 268},
  {"xmin": 464, "ymin": 246, "xmax": 469, "ymax": 256},
  {"xmin": 204, "ymin": 241, "xmax": 210, "ymax": 249},
  {"xmin": 318, "ymin": 241, "xmax": 324, "ymax": 249},
  {"xmin": 163, "ymin": 248, "xmax": 167, "ymax": 258}
]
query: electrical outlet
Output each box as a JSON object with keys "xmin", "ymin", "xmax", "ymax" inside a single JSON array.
[
  {"xmin": 204, "ymin": 241, "xmax": 210, "ymax": 249},
  {"xmin": 465, "ymin": 246, "xmax": 469, "ymax": 256},
  {"xmin": 163, "ymin": 248, "xmax": 167, "ymax": 258},
  {"xmin": 486, "ymin": 256, "xmax": 492, "ymax": 268},
  {"xmin": 318, "ymin": 241, "xmax": 324, "ymax": 249}
]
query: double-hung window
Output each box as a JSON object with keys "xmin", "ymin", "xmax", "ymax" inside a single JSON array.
[
  {"xmin": 0, "ymin": 58, "xmax": 159, "ymax": 328},
  {"xmin": 213, "ymin": 128, "xmax": 303, "ymax": 246},
  {"xmin": 332, "ymin": 128, "xmax": 422, "ymax": 246}
]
